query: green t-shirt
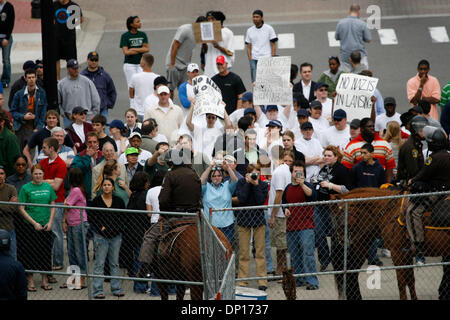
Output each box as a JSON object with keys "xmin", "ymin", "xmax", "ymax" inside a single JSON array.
[
  {"xmin": 95, "ymin": 178, "xmax": 129, "ymax": 207},
  {"xmin": 19, "ymin": 182, "xmax": 57, "ymax": 226},
  {"xmin": 144, "ymin": 161, "xmax": 169, "ymax": 182},
  {"xmin": 120, "ymin": 30, "xmax": 148, "ymax": 65}
]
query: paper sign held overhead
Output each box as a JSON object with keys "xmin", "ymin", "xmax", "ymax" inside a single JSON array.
[
  {"xmin": 192, "ymin": 75, "xmax": 224, "ymax": 119},
  {"xmin": 193, "ymin": 21, "xmax": 223, "ymax": 43},
  {"xmin": 334, "ymin": 73, "xmax": 378, "ymax": 121},
  {"xmin": 253, "ymin": 56, "xmax": 292, "ymax": 106}
]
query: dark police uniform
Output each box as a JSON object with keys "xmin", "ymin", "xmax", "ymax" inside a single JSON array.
[
  {"xmin": 397, "ymin": 135, "xmax": 424, "ymax": 182},
  {"xmin": 0, "ymin": 253, "xmax": 28, "ymax": 300},
  {"xmin": 138, "ymin": 165, "xmax": 202, "ymax": 270}
]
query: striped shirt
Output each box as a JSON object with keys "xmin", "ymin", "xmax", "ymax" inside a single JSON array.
[
  {"xmin": 342, "ymin": 133, "xmax": 396, "ymax": 170},
  {"xmin": 440, "ymin": 81, "xmax": 450, "ymax": 108}
]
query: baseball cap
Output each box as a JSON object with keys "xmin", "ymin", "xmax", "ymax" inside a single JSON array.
[
  {"xmin": 315, "ymin": 82, "xmax": 329, "ymax": 91},
  {"xmin": 67, "ymin": 59, "xmax": 79, "ymax": 69},
  {"xmin": 301, "ymin": 121, "xmax": 313, "ymax": 130},
  {"xmin": 216, "ymin": 55, "xmax": 226, "ymax": 65},
  {"xmin": 244, "ymin": 108, "xmax": 256, "ymax": 116},
  {"xmin": 310, "ymin": 100, "xmax": 322, "ymax": 109},
  {"xmin": 125, "ymin": 147, "xmax": 140, "ymax": 156},
  {"xmin": 129, "ymin": 132, "xmax": 142, "ymax": 140},
  {"xmin": 350, "ymin": 119, "xmax": 361, "ymax": 129},
  {"xmin": 333, "ymin": 109, "xmax": 347, "ymax": 121},
  {"xmin": 109, "ymin": 119, "xmax": 125, "ymax": 130},
  {"xmin": 187, "ymin": 63, "xmax": 199, "ymax": 73},
  {"xmin": 400, "ymin": 111, "xmax": 414, "ymax": 127},
  {"xmin": 297, "ymin": 109, "xmax": 309, "ymax": 117},
  {"xmin": 266, "ymin": 120, "xmax": 283, "ymax": 129},
  {"xmin": 384, "ymin": 97, "xmax": 396, "ymax": 106},
  {"xmin": 240, "ymin": 92, "xmax": 253, "ymax": 102},
  {"xmin": 72, "ymin": 106, "xmax": 88, "ymax": 114},
  {"xmin": 88, "ymin": 51, "xmax": 99, "ymax": 60},
  {"xmin": 23, "ymin": 60, "xmax": 36, "ymax": 71},
  {"xmin": 266, "ymin": 105, "xmax": 278, "ymax": 112},
  {"xmin": 224, "ymin": 155, "xmax": 236, "ymax": 163},
  {"xmin": 157, "ymin": 85, "xmax": 170, "ymax": 95}
]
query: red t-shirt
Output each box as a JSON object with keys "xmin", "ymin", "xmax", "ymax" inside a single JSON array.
[
  {"xmin": 283, "ymin": 184, "xmax": 315, "ymax": 231},
  {"xmin": 40, "ymin": 155, "xmax": 68, "ymax": 203}
]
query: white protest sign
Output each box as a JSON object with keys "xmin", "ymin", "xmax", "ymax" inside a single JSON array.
[
  {"xmin": 334, "ymin": 73, "xmax": 379, "ymax": 121},
  {"xmin": 253, "ymin": 56, "xmax": 292, "ymax": 106},
  {"xmin": 192, "ymin": 75, "xmax": 224, "ymax": 118}
]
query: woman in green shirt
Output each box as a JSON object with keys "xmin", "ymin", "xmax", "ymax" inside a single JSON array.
[
  {"xmin": 18, "ymin": 164, "xmax": 57, "ymax": 292},
  {"xmin": 120, "ymin": 16, "xmax": 150, "ymax": 87},
  {"xmin": 317, "ymin": 56, "xmax": 344, "ymax": 99}
]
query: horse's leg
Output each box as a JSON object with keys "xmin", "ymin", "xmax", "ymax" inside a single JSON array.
[
  {"xmin": 391, "ymin": 248, "xmax": 413, "ymax": 300},
  {"xmin": 176, "ymin": 284, "xmax": 186, "ymax": 301},
  {"xmin": 190, "ymin": 285, "xmax": 203, "ymax": 300},
  {"xmin": 157, "ymin": 282, "xmax": 169, "ymax": 300},
  {"xmin": 439, "ymin": 255, "xmax": 450, "ymax": 300}
]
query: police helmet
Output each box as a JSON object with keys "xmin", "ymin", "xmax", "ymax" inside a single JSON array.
[
  {"xmin": 0, "ymin": 229, "xmax": 11, "ymax": 252},
  {"xmin": 423, "ymin": 125, "xmax": 449, "ymax": 152},
  {"xmin": 409, "ymin": 115, "xmax": 428, "ymax": 136}
]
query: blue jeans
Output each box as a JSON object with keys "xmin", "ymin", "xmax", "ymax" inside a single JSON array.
[
  {"xmin": 249, "ymin": 59, "xmax": 258, "ymax": 83},
  {"xmin": 52, "ymin": 206, "xmax": 65, "ymax": 268},
  {"xmin": 1, "ymin": 36, "xmax": 12, "ymax": 85},
  {"xmin": 264, "ymin": 210, "xmax": 274, "ymax": 273},
  {"xmin": 93, "ymin": 233, "xmax": 123, "ymax": 297},
  {"xmin": 67, "ymin": 222, "xmax": 89, "ymax": 273},
  {"xmin": 7, "ymin": 229, "xmax": 17, "ymax": 261},
  {"xmin": 314, "ymin": 205, "xmax": 332, "ymax": 267},
  {"xmin": 218, "ymin": 224, "xmax": 235, "ymax": 247},
  {"xmin": 287, "ymin": 229, "xmax": 319, "ymax": 287}
]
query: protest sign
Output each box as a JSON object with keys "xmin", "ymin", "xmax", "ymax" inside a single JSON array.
[
  {"xmin": 193, "ymin": 21, "xmax": 222, "ymax": 43},
  {"xmin": 253, "ymin": 56, "xmax": 292, "ymax": 106},
  {"xmin": 192, "ymin": 75, "xmax": 224, "ymax": 118},
  {"xmin": 334, "ymin": 73, "xmax": 379, "ymax": 121}
]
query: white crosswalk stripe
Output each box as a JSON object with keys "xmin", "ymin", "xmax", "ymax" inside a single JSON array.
[
  {"xmin": 429, "ymin": 26, "xmax": 449, "ymax": 43},
  {"xmin": 327, "ymin": 31, "xmax": 340, "ymax": 47},
  {"xmin": 277, "ymin": 33, "xmax": 295, "ymax": 49},
  {"xmin": 377, "ymin": 28, "xmax": 398, "ymax": 45}
]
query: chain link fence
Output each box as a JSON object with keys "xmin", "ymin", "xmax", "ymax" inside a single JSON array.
[
  {"xmin": 1, "ymin": 201, "xmax": 233, "ymax": 300},
  {"xmin": 210, "ymin": 189, "xmax": 450, "ymax": 300}
]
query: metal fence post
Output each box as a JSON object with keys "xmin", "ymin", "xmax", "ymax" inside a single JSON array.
[
  {"xmin": 343, "ymin": 201, "xmax": 349, "ymax": 300},
  {"xmin": 80, "ymin": 208, "xmax": 92, "ymax": 300},
  {"xmin": 210, "ymin": 208, "xmax": 219, "ymax": 293},
  {"xmin": 197, "ymin": 210, "xmax": 208, "ymax": 299}
]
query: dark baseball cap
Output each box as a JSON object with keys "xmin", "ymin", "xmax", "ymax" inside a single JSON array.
[
  {"xmin": 310, "ymin": 100, "xmax": 322, "ymax": 109},
  {"xmin": 67, "ymin": 59, "xmax": 79, "ymax": 69},
  {"xmin": 266, "ymin": 105, "xmax": 278, "ymax": 112},
  {"xmin": 400, "ymin": 111, "xmax": 414, "ymax": 127},
  {"xmin": 333, "ymin": 109, "xmax": 347, "ymax": 120},
  {"xmin": 23, "ymin": 60, "xmax": 36, "ymax": 71},
  {"xmin": 301, "ymin": 121, "xmax": 313, "ymax": 130},
  {"xmin": 297, "ymin": 109, "xmax": 309, "ymax": 118},
  {"xmin": 350, "ymin": 119, "xmax": 361, "ymax": 129},
  {"xmin": 88, "ymin": 51, "xmax": 99, "ymax": 60},
  {"xmin": 384, "ymin": 97, "xmax": 396, "ymax": 106},
  {"xmin": 244, "ymin": 108, "xmax": 256, "ymax": 116},
  {"xmin": 266, "ymin": 120, "xmax": 283, "ymax": 128},
  {"xmin": 72, "ymin": 106, "xmax": 88, "ymax": 114},
  {"xmin": 315, "ymin": 82, "xmax": 329, "ymax": 91},
  {"xmin": 108, "ymin": 119, "xmax": 125, "ymax": 130},
  {"xmin": 240, "ymin": 92, "xmax": 253, "ymax": 102}
]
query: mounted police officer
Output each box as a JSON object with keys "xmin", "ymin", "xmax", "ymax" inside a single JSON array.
[
  {"xmin": 0, "ymin": 229, "xmax": 28, "ymax": 300},
  {"xmin": 397, "ymin": 115, "xmax": 428, "ymax": 184},
  {"xmin": 137, "ymin": 148, "xmax": 202, "ymax": 277},
  {"xmin": 407, "ymin": 126, "xmax": 450, "ymax": 265}
]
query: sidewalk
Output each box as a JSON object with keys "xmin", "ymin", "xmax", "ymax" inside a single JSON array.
[{"xmin": 8, "ymin": 0, "xmax": 105, "ymax": 74}]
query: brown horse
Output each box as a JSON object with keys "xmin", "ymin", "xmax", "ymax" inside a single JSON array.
[
  {"xmin": 330, "ymin": 187, "xmax": 450, "ymax": 300},
  {"xmin": 154, "ymin": 223, "xmax": 232, "ymax": 300}
]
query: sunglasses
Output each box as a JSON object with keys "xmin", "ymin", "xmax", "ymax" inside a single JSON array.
[
  {"xmin": 89, "ymin": 59, "xmax": 99, "ymax": 62},
  {"xmin": 206, "ymin": 116, "xmax": 217, "ymax": 120},
  {"xmin": 318, "ymin": 89, "xmax": 327, "ymax": 92},
  {"xmin": 15, "ymin": 163, "xmax": 27, "ymax": 167}
]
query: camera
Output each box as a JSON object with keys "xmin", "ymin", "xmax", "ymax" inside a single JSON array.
[
  {"xmin": 215, "ymin": 160, "xmax": 223, "ymax": 166},
  {"xmin": 250, "ymin": 173, "xmax": 259, "ymax": 180},
  {"xmin": 311, "ymin": 171, "xmax": 332, "ymax": 195},
  {"xmin": 296, "ymin": 171, "xmax": 303, "ymax": 179}
]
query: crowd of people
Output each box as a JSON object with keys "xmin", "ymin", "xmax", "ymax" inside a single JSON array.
[{"xmin": 1, "ymin": 2, "xmax": 450, "ymax": 299}]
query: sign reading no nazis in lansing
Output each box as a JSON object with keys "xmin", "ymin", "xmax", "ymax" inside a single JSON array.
[
  {"xmin": 192, "ymin": 75, "xmax": 224, "ymax": 118},
  {"xmin": 334, "ymin": 73, "xmax": 379, "ymax": 121},
  {"xmin": 253, "ymin": 56, "xmax": 293, "ymax": 106}
]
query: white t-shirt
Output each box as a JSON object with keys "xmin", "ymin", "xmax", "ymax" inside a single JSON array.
[
  {"xmin": 375, "ymin": 112, "xmax": 402, "ymax": 132},
  {"xmin": 268, "ymin": 163, "xmax": 291, "ymax": 218},
  {"xmin": 295, "ymin": 136, "xmax": 323, "ymax": 182},
  {"xmin": 320, "ymin": 125, "xmax": 351, "ymax": 150},
  {"xmin": 153, "ymin": 133, "xmax": 168, "ymax": 143},
  {"xmin": 178, "ymin": 113, "xmax": 224, "ymax": 137},
  {"xmin": 118, "ymin": 148, "xmax": 152, "ymax": 166},
  {"xmin": 204, "ymin": 27, "xmax": 235, "ymax": 77},
  {"xmin": 146, "ymin": 186, "xmax": 162, "ymax": 224},
  {"xmin": 302, "ymin": 81, "xmax": 312, "ymax": 102},
  {"xmin": 309, "ymin": 116, "xmax": 330, "ymax": 140},
  {"xmin": 72, "ymin": 123, "xmax": 85, "ymax": 143},
  {"xmin": 192, "ymin": 126, "xmax": 224, "ymax": 160},
  {"xmin": 245, "ymin": 23, "xmax": 277, "ymax": 60},
  {"xmin": 129, "ymin": 71, "xmax": 160, "ymax": 116},
  {"xmin": 320, "ymin": 98, "xmax": 333, "ymax": 119}
]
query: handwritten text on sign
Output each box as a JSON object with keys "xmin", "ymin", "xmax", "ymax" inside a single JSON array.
[
  {"xmin": 192, "ymin": 75, "xmax": 224, "ymax": 118},
  {"xmin": 334, "ymin": 73, "xmax": 378, "ymax": 120},
  {"xmin": 253, "ymin": 56, "xmax": 292, "ymax": 106}
]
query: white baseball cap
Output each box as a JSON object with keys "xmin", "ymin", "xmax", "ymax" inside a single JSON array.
[
  {"xmin": 157, "ymin": 85, "xmax": 170, "ymax": 95},
  {"xmin": 187, "ymin": 63, "xmax": 199, "ymax": 73}
]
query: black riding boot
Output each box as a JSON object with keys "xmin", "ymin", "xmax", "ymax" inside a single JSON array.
[{"xmin": 414, "ymin": 242, "xmax": 426, "ymax": 265}]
